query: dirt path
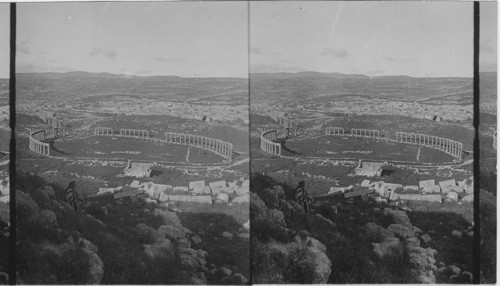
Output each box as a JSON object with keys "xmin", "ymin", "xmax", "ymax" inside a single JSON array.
[{"xmin": 416, "ymin": 146, "xmax": 422, "ymax": 162}]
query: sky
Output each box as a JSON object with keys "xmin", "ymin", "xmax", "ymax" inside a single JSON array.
[
  {"xmin": 250, "ymin": 2, "xmax": 475, "ymax": 78},
  {"xmin": 0, "ymin": 4, "xmax": 9, "ymax": 79},
  {"xmin": 17, "ymin": 2, "xmax": 248, "ymax": 78},
  {"xmin": 480, "ymin": 1, "xmax": 497, "ymax": 72}
]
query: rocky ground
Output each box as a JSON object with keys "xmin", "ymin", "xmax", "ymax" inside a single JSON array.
[
  {"xmin": 250, "ymin": 171, "xmax": 475, "ymax": 284},
  {"xmin": 16, "ymin": 171, "xmax": 249, "ymax": 284}
]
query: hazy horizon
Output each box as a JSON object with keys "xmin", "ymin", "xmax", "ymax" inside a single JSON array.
[
  {"xmin": 16, "ymin": 2, "xmax": 248, "ymax": 78},
  {"xmin": 250, "ymin": 2, "xmax": 477, "ymax": 78}
]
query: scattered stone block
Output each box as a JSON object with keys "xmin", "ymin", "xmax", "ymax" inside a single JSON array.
[
  {"xmin": 130, "ymin": 180, "xmax": 141, "ymax": 188},
  {"xmin": 227, "ymin": 182, "xmax": 237, "ymax": 189},
  {"xmin": 173, "ymin": 186, "xmax": 189, "ymax": 192},
  {"xmin": 328, "ymin": 187, "xmax": 344, "ymax": 194},
  {"xmin": 209, "ymin": 180, "xmax": 226, "ymax": 189},
  {"xmin": 384, "ymin": 183, "xmax": 403, "ymax": 192},
  {"xmin": 242, "ymin": 180, "xmax": 249, "ymax": 187},
  {"xmin": 113, "ymin": 188, "xmax": 144, "ymax": 199},
  {"xmin": 389, "ymin": 190, "xmax": 399, "ymax": 201},
  {"xmin": 403, "ymin": 185, "xmax": 419, "ymax": 191},
  {"xmin": 461, "ymin": 194, "xmax": 473, "ymax": 203},
  {"xmin": 160, "ymin": 195, "xmax": 212, "ymax": 204},
  {"xmin": 398, "ymin": 194, "xmax": 422, "ymax": 201},
  {"xmin": 0, "ymin": 195, "xmax": 9, "ymax": 203},
  {"xmin": 344, "ymin": 188, "xmax": 373, "ymax": 199},
  {"xmin": 97, "ymin": 187, "xmax": 122, "ymax": 196},
  {"xmin": 216, "ymin": 193, "xmax": 229, "ymax": 203},
  {"xmin": 361, "ymin": 180, "xmax": 371, "ymax": 187},
  {"xmin": 188, "ymin": 180, "xmax": 206, "ymax": 190},
  {"xmin": 445, "ymin": 192, "xmax": 458, "ymax": 202},
  {"xmin": 419, "ymin": 179, "xmax": 435, "ymax": 190},
  {"xmin": 234, "ymin": 186, "xmax": 249, "ymax": 196},
  {"xmin": 232, "ymin": 194, "xmax": 249, "ymax": 204},
  {"xmin": 439, "ymin": 179, "xmax": 456, "ymax": 189},
  {"xmin": 193, "ymin": 186, "xmax": 211, "ymax": 195},
  {"xmin": 420, "ymin": 194, "xmax": 442, "ymax": 203},
  {"xmin": 464, "ymin": 186, "xmax": 473, "ymax": 195}
]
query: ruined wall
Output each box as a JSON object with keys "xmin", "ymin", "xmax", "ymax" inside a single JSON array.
[
  {"xmin": 165, "ymin": 132, "xmax": 233, "ymax": 161},
  {"xmin": 29, "ymin": 130, "xmax": 50, "ymax": 156},
  {"xmin": 260, "ymin": 130, "xmax": 281, "ymax": 156},
  {"xmin": 395, "ymin": 132, "xmax": 463, "ymax": 160}
]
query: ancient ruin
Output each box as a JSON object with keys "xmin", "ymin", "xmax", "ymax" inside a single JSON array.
[
  {"xmin": 91, "ymin": 127, "xmax": 234, "ymax": 161},
  {"xmin": 260, "ymin": 130, "xmax": 281, "ymax": 156},
  {"xmin": 94, "ymin": 127, "xmax": 113, "ymax": 136},
  {"xmin": 124, "ymin": 160, "xmax": 153, "ymax": 178},
  {"xmin": 29, "ymin": 130, "xmax": 50, "ymax": 156},
  {"xmin": 395, "ymin": 132, "xmax": 463, "ymax": 160},
  {"xmin": 351, "ymin": 128, "xmax": 380, "ymax": 138},
  {"xmin": 164, "ymin": 132, "xmax": 233, "ymax": 161},
  {"xmin": 322, "ymin": 126, "xmax": 464, "ymax": 161},
  {"xmin": 355, "ymin": 160, "xmax": 383, "ymax": 177},
  {"xmin": 325, "ymin": 127, "xmax": 345, "ymax": 136},
  {"xmin": 120, "ymin": 128, "xmax": 149, "ymax": 138}
]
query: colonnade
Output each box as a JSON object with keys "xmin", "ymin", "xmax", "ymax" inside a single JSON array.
[
  {"xmin": 325, "ymin": 127, "xmax": 345, "ymax": 136},
  {"xmin": 165, "ymin": 132, "xmax": 233, "ymax": 161},
  {"xmin": 396, "ymin": 132, "xmax": 462, "ymax": 160},
  {"xmin": 29, "ymin": 130, "xmax": 50, "ymax": 156},
  {"xmin": 94, "ymin": 127, "xmax": 114, "ymax": 136},
  {"xmin": 120, "ymin": 129, "xmax": 149, "ymax": 138},
  {"xmin": 351, "ymin": 128, "xmax": 380, "ymax": 138},
  {"xmin": 260, "ymin": 130, "xmax": 281, "ymax": 156}
]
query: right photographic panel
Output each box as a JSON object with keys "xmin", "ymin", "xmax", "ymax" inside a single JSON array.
[{"xmin": 250, "ymin": 2, "xmax": 479, "ymax": 284}]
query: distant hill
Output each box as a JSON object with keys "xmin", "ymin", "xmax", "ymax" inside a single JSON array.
[
  {"xmin": 250, "ymin": 71, "xmax": 473, "ymax": 103},
  {"xmin": 16, "ymin": 71, "xmax": 248, "ymax": 103},
  {"xmin": 251, "ymin": 71, "xmax": 471, "ymax": 81},
  {"xmin": 251, "ymin": 71, "xmax": 369, "ymax": 80}
]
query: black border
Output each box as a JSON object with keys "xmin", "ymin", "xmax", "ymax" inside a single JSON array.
[
  {"xmin": 8, "ymin": 3, "xmax": 16, "ymax": 285},
  {"xmin": 472, "ymin": 1, "xmax": 481, "ymax": 284}
]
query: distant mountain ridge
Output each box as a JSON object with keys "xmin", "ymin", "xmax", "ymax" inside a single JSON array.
[
  {"xmin": 251, "ymin": 71, "xmax": 473, "ymax": 80},
  {"xmin": 16, "ymin": 71, "xmax": 244, "ymax": 80}
]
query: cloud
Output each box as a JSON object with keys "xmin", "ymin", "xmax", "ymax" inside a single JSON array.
[
  {"xmin": 383, "ymin": 56, "xmax": 416, "ymax": 63},
  {"xmin": 17, "ymin": 40, "xmax": 30, "ymax": 55},
  {"xmin": 250, "ymin": 46, "xmax": 262, "ymax": 55},
  {"xmin": 319, "ymin": 48, "xmax": 347, "ymax": 58},
  {"xmin": 89, "ymin": 47, "xmax": 117, "ymax": 59},
  {"xmin": 151, "ymin": 56, "xmax": 188, "ymax": 63}
]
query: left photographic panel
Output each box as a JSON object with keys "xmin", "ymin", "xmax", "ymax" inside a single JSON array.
[
  {"xmin": 15, "ymin": 2, "xmax": 249, "ymax": 284},
  {"xmin": 0, "ymin": 3, "xmax": 10, "ymax": 284}
]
